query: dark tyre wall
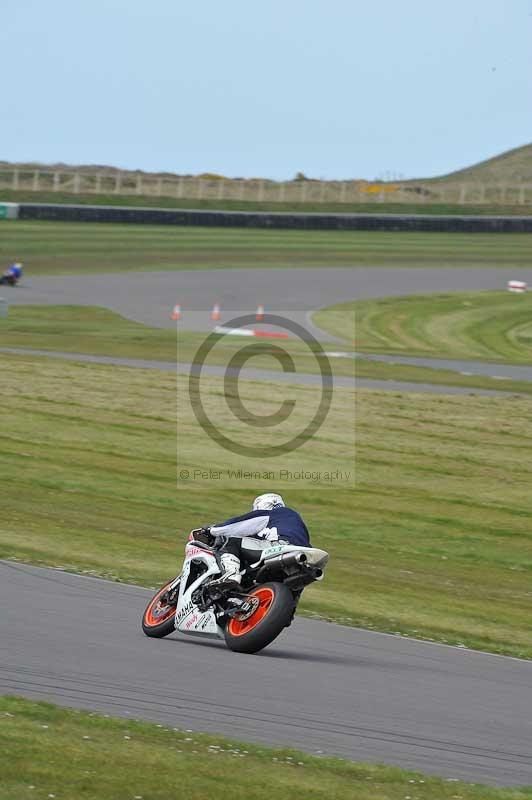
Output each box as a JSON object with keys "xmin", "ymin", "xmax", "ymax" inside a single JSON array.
[{"xmin": 17, "ymin": 203, "xmax": 532, "ymax": 232}]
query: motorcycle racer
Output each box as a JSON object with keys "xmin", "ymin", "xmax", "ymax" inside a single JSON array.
[
  {"xmin": 0, "ymin": 262, "xmax": 23, "ymax": 286},
  {"xmin": 199, "ymin": 493, "xmax": 311, "ymax": 587},
  {"xmin": 144, "ymin": 493, "xmax": 328, "ymax": 652}
]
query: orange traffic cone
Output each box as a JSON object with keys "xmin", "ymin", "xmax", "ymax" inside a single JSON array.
[
  {"xmin": 256, "ymin": 304, "xmax": 265, "ymax": 322},
  {"xmin": 171, "ymin": 304, "xmax": 181, "ymax": 321},
  {"xmin": 211, "ymin": 303, "xmax": 221, "ymax": 322}
]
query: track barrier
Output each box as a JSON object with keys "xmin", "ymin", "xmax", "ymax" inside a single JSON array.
[
  {"xmin": 507, "ymin": 280, "xmax": 527, "ymax": 293},
  {"xmin": 214, "ymin": 325, "xmax": 290, "ymax": 339},
  {"xmin": 0, "ymin": 202, "xmax": 19, "ymax": 220},
  {"xmin": 14, "ymin": 203, "xmax": 532, "ymax": 233}
]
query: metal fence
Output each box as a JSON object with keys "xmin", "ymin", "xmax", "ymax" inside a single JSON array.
[{"xmin": 1, "ymin": 167, "xmax": 531, "ymax": 206}]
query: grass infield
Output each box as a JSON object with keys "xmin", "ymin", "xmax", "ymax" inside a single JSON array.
[
  {"xmin": 2, "ymin": 220, "xmax": 532, "ymax": 275},
  {"xmin": 1, "ymin": 305, "xmax": 531, "ymax": 396},
  {"xmin": 314, "ymin": 291, "xmax": 532, "ymax": 364},
  {"xmin": 3, "ymin": 696, "xmax": 530, "ymax": 800},
  {"xmin": 1, "ymin": 353, "xmax": 532, "ymax": 658}
]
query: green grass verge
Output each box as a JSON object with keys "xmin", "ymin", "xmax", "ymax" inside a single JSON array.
[
  {"xmin": 2, "ymin": 305, "xmax": 532, "ymax": 396},
  {"xmin": 2, "ymin": 221, "xmax": 532, "ymax": 275},
  {"xmin": 314, "ymin": 292, "xmax": 532, "ymax": 364},
  {"xmin": 2, "ymin": 187, "xmax": 532, "ymax": 215},
  {"xmin": 4, "ymin": 697, "xmax": 530, "ymax": 800},
  {"xmin": 0, "ymin": 305, "xmax": 353, "ymax": 366},
  {"xmin": 2, "ymin": 353, "xmax": 532, "ymax": 658}
]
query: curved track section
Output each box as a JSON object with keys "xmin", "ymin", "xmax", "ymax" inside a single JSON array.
[
  {"xmin": 10, "ymin": 266, "xmax": 532, "ymax": 336},
  {"xmin": 2, "ymin": 561, "xmax": 531, "ymax": 787}
]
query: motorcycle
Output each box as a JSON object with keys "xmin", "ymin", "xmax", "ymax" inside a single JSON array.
[
  {"xmin": 0, "ymin": 274, "xmax": 17, "ymax": 287},
  {"xmin": 142, "ymin": 530, "xmax": 329, "ymax": 654}
]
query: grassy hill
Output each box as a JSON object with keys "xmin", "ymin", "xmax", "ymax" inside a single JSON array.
[{"xmin": 430, "ymin": 143, "xmax": 532, "ymax": 184}]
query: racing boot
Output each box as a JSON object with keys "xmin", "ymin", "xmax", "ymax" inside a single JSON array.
[{"xmin": 211, "ymin": 554, "xmax": 242, "ymax": 587}]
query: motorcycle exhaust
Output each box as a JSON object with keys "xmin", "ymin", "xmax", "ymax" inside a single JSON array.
[
  {"xmin": 255, "ymin": 551, "xmax": 307, "ymax": 582},
  {"xmin": 265, "ymin": 551, "xmax": 307, "ymax": 568}
]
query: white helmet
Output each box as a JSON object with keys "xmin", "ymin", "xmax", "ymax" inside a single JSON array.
[{"xmin": 252, "ymin": 493, "xmax": 285, "ymax": 511}]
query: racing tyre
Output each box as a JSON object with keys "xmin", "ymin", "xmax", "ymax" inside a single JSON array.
[
  {"xmin": 142, "ymin": 579, "xmax": 180, "ymax": 638},
  {"xmin": 224, "ymin": 582, "xmax": 295, "ymax": 654}
]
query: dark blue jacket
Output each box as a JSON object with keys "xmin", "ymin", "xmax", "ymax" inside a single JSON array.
[{"xmin": 214, "ymin": 507, "xmax": 311, "ymax": 547}]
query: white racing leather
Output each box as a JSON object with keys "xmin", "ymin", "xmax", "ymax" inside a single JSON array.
[{"xmin": 255, "ymin": 526, "xmax": 279, "ymax": 541}]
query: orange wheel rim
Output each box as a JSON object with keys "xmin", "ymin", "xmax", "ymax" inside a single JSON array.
[
  {"xmin": 145, "ymin": 583, "xmax": 176, "ymax": 627},
  {"xmin": 228, "ymin": 587, "xmax": 275, "ymax": 637}
]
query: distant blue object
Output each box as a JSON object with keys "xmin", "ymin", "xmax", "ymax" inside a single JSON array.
[
  {"xmin": 0, "ymin": 262, "xmax": 23, "ymax": 286},
  {"xmin": 7, "ymin": 263, "xmax": 23, "ymax": 279}
]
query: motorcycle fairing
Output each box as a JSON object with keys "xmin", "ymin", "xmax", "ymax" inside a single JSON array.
[{"xmin": 174, "ymin": 542, "xmax": 224, "ymax": 638}]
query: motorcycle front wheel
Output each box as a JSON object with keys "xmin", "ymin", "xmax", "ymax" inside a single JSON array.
[
  {"xmin": 224, "ymin": 582, "xmax": 295, "ymax": 654},
  {"xmin": 142, "ymin": 579, "xmax": 180, "ymax": 638}
]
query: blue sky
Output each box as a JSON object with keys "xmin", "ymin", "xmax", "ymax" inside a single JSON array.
[{"xmin": 2, "ymin": 0, "xmax": 531, "ymax": 180}]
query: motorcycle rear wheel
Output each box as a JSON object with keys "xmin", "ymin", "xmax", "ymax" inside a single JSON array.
[
  {"xmin": 224, "ymin": 582, "xmax": 295, "ymax": 654},
  {"xmin": 142, "ymin": 579, "xmax": 180, "ymax": 638}
]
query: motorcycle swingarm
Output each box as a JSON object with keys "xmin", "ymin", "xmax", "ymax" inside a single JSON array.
[{"xmin": 193, "ymin": 585, "xmax": 260, "ymax": 620}]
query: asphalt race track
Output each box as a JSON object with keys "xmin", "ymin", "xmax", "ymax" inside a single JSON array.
[
  {"xmin": 7, "ymin": 264, "xmax": 532, "ymax": 392},
  {"xmin": 9, "ymin": 266, "xmax": 532, "ymax": 334},
  {"xmin": 1, "ymin": 561, "xmax": 531, "ymax": 787}
]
